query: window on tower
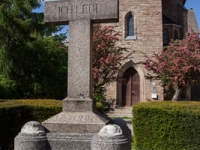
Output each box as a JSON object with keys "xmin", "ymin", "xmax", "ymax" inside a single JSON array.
[
  {"xmin": 127, "ymin": 14, "xmax": 134, "ymax": 36},
  {"xmin": 125, "ymin": 12, "xmax": 137, "ymax": 40}
]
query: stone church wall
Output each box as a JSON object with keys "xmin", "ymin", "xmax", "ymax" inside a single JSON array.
[
  {"xmin": 103, "ymin": 0, "xmax": 164, "ymax": 104},
  {"xmin": 162, "ymin": 0, "xmax": 188, "ymax": 40}
]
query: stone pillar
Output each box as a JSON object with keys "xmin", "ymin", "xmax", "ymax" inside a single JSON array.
[
  {"xmin": 91, "ymin": 124, "xmax": 130, "ymax": 150},
  {"xmin": 14, "ymin": 121, "xmax": 47, "ymax": 150}
]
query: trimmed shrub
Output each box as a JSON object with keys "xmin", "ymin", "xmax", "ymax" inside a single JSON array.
[
  {"xmin": 133, "ymin": 101, "xmax": 200, "ymax": 150},
  {"xmin": 0, "ymin": 99, "xmax": 62, "ymax": 150}
]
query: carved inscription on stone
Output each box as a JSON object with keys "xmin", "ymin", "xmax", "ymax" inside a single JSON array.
[
  {"xmin": 44, "ymin": 0, "xmax": 118, "ymax": 23},
  {"xmin": 50, "ymin": 113, "xmax": 97, "ymax": 123},
  {"xmin": 59, "ymin": 4, "xmax": 102, "ymax": 16}
]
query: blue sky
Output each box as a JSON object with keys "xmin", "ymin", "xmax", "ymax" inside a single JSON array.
[
  {"xmin": 33, "ymin": 2, "xmax": 68, "ymax": 34},
  {"xmin": 185, "ymin": 0, "xmax": 200, "ymax": 30},
  {"xmin": 33, "ymin": 1, "xmax": 200, "ymax": 33}
]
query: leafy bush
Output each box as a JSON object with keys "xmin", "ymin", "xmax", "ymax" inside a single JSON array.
[
  {"xmin": 93, "ymin": 89, "xmax": 108, "ymax": 113},
  {"xmin": 96, "ymin": 102, "xmax": 105, "ymax": 114},
  {"xmin": 0, "ymin": 75, "xmax": 19, "ymax": 99},
  {"xmin": 0, "ymin": 99, "xmax": 62, "ymax": 150},
  {"xmin": 133, "ymin": 101, "xmax": 200, "ymax": 150}
]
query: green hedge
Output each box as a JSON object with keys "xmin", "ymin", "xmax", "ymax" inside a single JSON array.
[
  {"xmin": 133, "ymin": 101, "xmax": 200, "ymax": 150},
  {"xmin": 0, "ymin": 99, "xmax": 104, "ymax": 150},
  {"xmin": 0, "ymin": 99, "xmax": 62, "ymax": 150}
]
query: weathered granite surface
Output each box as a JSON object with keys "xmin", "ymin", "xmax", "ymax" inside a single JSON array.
[
  {"xmin": 15, "ymin": 133, "xmax": 47, "ymax": 150},
  {"xmin": 21, "ymin": 121, "xmax": 46, "ymax": 134},
  {"xmin": 14, "ymin": 121, "xmax": 47, "ymax": 150},
  {"xmin": 46, "ymin": 133, "xmax": 95, "ymax": 150},
  {"xmin": 15, "ymin": 121, "xmax": 132, "ymax": 150},
  {"xmin": 67, "ymin": 19, "xmax": 92, "ymax": 98},
  {"xmin": 42, "ymin": 111, "xmax": 111, "ymax": 133},
  {"xmin": 44, "ymin": 0, "xmax": 119, "ymax": 24},
  {"xmin": 62, "ymin": 97, "xmax": 94, "ymax": 112},
  {"xmin": 91, "ymin": 125, "xmax": 130, "ymax": 150}
]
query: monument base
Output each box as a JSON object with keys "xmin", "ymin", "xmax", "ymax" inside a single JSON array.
[
  {"xmin": 46, "ymin": 133, "xmax": 95, "ymax": 150},
  {"xmin": 40, "ymin": 98, "xmax": 116, "ymax": 149},
  {"xmin": 42, "ymin": 111, "xmax": 111, "ymax": 133},
  {"xmin": 42, "ymin": 97, "xmax": 112, "ymax": 133},
  {"xmin": 34, "ymin": 97, "xmax": 130, "ymax": 150},
  {"xmin": 14, "ymin": 120, "xmax": 132, "ymax": 150}
]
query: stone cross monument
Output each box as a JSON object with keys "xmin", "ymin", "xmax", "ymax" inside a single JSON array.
[
  {"xmin": 14, "ymin": 1, "xmax": 131, "ymax": 149},
  {"xmin": 46, "ymin": 0, "xmax": 119, "ymax": 99},
  {"xmin": 45, "ymin": 0, "xmax": 119, "ymax": 100},
  {"xmin": 42, "ymin": 0, "xmax": 119, "ymax": 133}
]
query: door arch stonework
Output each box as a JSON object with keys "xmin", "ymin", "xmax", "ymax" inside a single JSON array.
[
  {"xmin": 122, "ymin": 67, "xmax": 140, "ymax": 106},
  {"xmin": 116, "ymin": 61, "xmax": 145, "ymax": 106}
]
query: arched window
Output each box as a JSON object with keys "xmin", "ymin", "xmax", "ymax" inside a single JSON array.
[
  {"xmin": 174, "ymin": 30, "xmax": 178, "ymax": 40},
  {"xmin": 163, "ymin": 29, "xmax": 169, "ymax": 46},
  {"xmin": 125, "ymin": 12, "xmax": 136, "ymax": 40},
  {"xmin": 127, "ymin": 14, "xmax": 134, "ymax": 36}
]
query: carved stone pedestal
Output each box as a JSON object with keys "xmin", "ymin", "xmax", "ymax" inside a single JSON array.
[
  {"xmin": 42, "ymin": 98, "xmax": 111, "ymax": 133},
  {"xmin": 41, "ymin": 98, "xmax": 111, "ymax": 149}
]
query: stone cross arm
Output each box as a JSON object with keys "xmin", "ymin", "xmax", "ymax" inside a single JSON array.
[
  {"xmin": 44, "ymin": 0, "xmax": 118, "ymax": 99},
  {"xmin": 45, "ymin": 0, "xmax": 119, "ymax": 25}
]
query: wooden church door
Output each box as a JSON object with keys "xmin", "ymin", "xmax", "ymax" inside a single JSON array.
[{"xmin": 122, "ymin": 67, "xmax": 140, "ymax": 106}]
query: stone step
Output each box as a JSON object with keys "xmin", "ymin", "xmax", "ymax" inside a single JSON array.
[
  {"xmin": 105, "ymin": 107, "xmax": 133, "ymax": 118},
  {"xmin": 114, "ymin": 107, "xmax": 132, "ymax": 110},
  {"xmin": 106, "ymin": 112, "xmax": 132, "ymax": 116},
  {"xmin": 106, "ymin": 111, "xmax": 132, "ymax": 116},
  {"xmin": 113, "ymin": 107, "xmax": 132, "ymax": 110},
  {"xmin": 110, "ymin": 109, "xmax": 132, "ymax": 113},
  {"xmin": 107, "ymin": 109, "xmax": 132, "ymax": 114},
  {"xmin": 107, "ymin": 114, "xmax": 133, "ymax": 118}
]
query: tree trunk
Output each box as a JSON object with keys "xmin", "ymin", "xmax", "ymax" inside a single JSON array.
[
  {"xmin": 172, "ymin": 86, "xmax": 182, "ymax": 101},
  {"xmin": 186, "ymin": 86, "xmax": 191, "ymax": 100}
]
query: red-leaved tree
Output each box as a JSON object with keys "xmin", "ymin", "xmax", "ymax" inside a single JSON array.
[
  {"xmin": 92, "ymin": 24, "xmax": 126, "ymax": 100},
  {"xmin": 144, "ymin": 32, "xmax": 200, "ymax": 101}
]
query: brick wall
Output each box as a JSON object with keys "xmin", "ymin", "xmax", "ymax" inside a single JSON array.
[
  {"xmin": 103, "ymin": 0, "xmax": 199, "ymax": 104},
  {"xmin": 103, "ymin": 0, "xmax": 164, "ymax": 105}
]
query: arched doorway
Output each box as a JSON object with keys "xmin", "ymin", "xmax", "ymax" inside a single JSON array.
[{"xmin": 122, "ymin": 67, "xmax": 140, "ymax": 106}]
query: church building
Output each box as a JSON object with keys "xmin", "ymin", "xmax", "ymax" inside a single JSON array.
[{"xmin": 104, "ymin": 0, "xmax": 199, "ymax": 108}]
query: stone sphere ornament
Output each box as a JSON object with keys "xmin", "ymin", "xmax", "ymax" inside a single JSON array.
[
  {"xmin": 92, "ymin": 124, "xmax": 131, "ymax": 150},
  {"xmin": 21, "ymin": 121, "xmax": 45, "ymax": 134},
  {"xmin": 99, "ymin": 124, "xmax": 122, "ymax": 136}
]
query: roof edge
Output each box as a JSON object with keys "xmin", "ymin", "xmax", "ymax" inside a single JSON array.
[{"xmin": 183, "ymin": 0, "xmax": 186, "ymax": 5}]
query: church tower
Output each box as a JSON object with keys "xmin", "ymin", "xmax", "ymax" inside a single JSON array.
[
  {"xmin": 105, "ymin": 0, "xmax": 163, "ymax": 107},
  {"xmin": 104, "ymin": 0, "xmax": 199, "ymax": 107}
]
